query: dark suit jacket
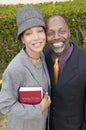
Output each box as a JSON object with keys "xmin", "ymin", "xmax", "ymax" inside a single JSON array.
[{"xmin": 44, "ymin": 44, "xmax": 86, "ymax": 130}]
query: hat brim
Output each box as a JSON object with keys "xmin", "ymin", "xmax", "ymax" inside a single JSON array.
[{"xmin": 17, "ymin": 18, "xmax": 45, "ymax": 40}]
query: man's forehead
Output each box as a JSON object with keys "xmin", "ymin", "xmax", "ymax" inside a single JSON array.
[
  {"xmin": 46, "ymin": 16, "xmax": 68, "ymax": 29},
  {"xmin": 47, "ymin": 16, "xmax": 65, "ymax": 24}
]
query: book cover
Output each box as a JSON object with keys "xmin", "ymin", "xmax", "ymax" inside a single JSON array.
[{"xmin": 19, "ymin": 86, "xmax": 43, "ymax": 105}]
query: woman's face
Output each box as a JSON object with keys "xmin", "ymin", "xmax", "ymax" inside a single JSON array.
[{"xmin": 21, "ymin": 26, "xmax": 46, "ymax": 55}]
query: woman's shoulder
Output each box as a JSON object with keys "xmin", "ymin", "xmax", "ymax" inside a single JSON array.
[{"xmin": 4, "ymin": 49, "xmax": 25, "ymax": 74}]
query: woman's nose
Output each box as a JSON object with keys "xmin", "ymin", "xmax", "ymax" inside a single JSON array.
[{"xmin": 33, "ymin": 32, "xmax": 39, "ymax": 40}]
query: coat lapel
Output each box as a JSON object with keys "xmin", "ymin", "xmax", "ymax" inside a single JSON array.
[
  {"xmin": 44, "ymin": 48, "xmax": 55, "ymax": 87},
  {"xmin": 57, "ymin": 46, "xmax": 79, "ymax": 88},
  {"xmin": 41, "ymin": 53, "xmax": 50, "ymax": 87}
]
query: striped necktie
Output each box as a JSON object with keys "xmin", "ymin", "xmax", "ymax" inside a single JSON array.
[{"xmin": 53, "ymin": 58, "xmax": 59, "ymax": 84}]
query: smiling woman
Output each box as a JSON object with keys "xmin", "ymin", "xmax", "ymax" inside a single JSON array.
[{"xmin": 0, "ymin": 5, "xmax": 51, "ymax": 130}]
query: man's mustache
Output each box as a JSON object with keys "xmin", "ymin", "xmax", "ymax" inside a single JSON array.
[{"xmin": 51, "ymin": 39, "xmax": 65, "ymax": 43}]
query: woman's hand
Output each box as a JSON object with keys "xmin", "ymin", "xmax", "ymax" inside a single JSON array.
[{"xmin": 40, "ymin": 93, "xmax": 51, "ymax": 112}]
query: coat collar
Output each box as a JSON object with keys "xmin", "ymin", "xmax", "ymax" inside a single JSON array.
[
  {"xmin": 45, "ymin": 45, "xmax": 79, "ymax": 88},
  {"xmin": 56, "ymin": 45, "xmax": 79, "ymax": 88},
  {"xmin": 20, "ymin": 48, "xmax": 50, "ymax": 87}
]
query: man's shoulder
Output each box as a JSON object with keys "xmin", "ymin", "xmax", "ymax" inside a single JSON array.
[
  {"xmin": 73, "ymin": 44, "xmax": 86, "ymax": 55},
  {"xmin": 44, "ymin": 47, "xmax": 52, "ymax": 56},
  {"xmin": 73, "ymin": 45, "xmax": 86, "ymax": 67}
]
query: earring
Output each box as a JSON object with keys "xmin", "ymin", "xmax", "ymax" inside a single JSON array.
[{"xmin": 22, "ymin": 41, "xmax": 25, "ymax": 44}]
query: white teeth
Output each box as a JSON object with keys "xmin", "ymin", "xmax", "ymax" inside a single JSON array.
[
  {"xmin": 33, "ymin": 42, "xmax": 41, "ymax": 47},
  {"xmin": 53, "ymin": 42, "xmax": 63, "ymax": 47}
]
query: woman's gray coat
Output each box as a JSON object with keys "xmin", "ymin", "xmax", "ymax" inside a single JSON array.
[{"xmin": 0, "ymin": 48, "xmax": 50, "ymax": 130}]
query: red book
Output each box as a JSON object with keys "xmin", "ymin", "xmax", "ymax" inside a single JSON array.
[{"xmin": 19, "ymin": 86, "xmax": 43, "ymax": 105}]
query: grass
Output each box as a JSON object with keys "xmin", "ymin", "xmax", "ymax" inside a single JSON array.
[
  {"xmin": 0, "ymin": 113, "xmax": 7, "ymax": 130},
  {"xmin": 0, "ymin": 74, "xmax": 7, "ymax": 130}
]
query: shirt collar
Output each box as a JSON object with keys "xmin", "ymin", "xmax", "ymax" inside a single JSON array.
[{"xmin": 51, "ymin": 42, "xmax": 74, "ymax": 73}]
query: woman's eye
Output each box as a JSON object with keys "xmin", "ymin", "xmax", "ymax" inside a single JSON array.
[
  {"xmin": 26, "ymin": 32, "xmax": 32, "ymax": 35},
  {"xmin": 38, "ymin": 29, "xmax": 44, "ymax": 33},
  {"xmin": 25, "ymin": 32, "xmax": 32, "ymax": 35}
]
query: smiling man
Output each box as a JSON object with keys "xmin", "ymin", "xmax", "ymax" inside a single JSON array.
[
  {"xmin": 44, "ymin": 15, "xmax": 86, "ymax": 130},
  {"xmin": 46, "ymin": 15, "xmax": 70, "ymax": 56}
]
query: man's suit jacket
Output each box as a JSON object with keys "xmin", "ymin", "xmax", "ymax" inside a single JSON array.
[{"xmin": 44, "ymin": 44, "xmax": 86, "ymax": 130}]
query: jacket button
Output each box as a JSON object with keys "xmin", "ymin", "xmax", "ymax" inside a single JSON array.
[
  {"xmin": 53, "ymin": 96, "xmax": 56, "ymax": 99},
  {"xmin": 53, "ymin": 107, "xmax": 56, "ymax": 111}
]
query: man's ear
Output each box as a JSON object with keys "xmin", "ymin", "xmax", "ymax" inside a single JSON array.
[{"xmin": 69, "ymin": 28, "xmax": 71, "ymax": 37}]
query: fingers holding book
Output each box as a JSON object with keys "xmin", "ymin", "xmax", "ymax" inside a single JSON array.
[{"xmin": 40, "ymin": 93, "xmax": 51, "ymax": 112}]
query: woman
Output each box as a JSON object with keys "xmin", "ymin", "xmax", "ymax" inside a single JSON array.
[{"xmin": 0, "ymin": 6, "xmax": 51, "ymax": 130}]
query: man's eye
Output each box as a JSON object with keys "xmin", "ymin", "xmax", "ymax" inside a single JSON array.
[
  {"xmin": 60, "ymin": 30, "xmax": 66, "ymax": 34},
  {"xmin": 47, "ymin": 32, "xmax": 54, "ymax": 36}
]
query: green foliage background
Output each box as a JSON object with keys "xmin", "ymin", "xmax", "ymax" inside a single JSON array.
[{"xmin": 0, "ymin": 0, "xmax": 86, "ymax": 73}]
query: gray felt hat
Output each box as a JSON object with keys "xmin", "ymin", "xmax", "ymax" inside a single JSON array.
[{"xmin": 16, "ymin": 6, "xmax": 45, "ymax": 40}]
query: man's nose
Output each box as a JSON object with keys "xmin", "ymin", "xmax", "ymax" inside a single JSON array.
[{"xmin": 54, "ymin": 32, "xmax": 60, "ymax": 39}]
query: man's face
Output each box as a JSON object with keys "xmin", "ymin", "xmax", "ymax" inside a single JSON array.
[{"xmin": 46, "ymin": 16, "xmax": 70, "ymax": 56}]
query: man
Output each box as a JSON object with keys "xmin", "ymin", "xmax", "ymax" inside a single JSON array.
[{"xmin": 44, "ymin": 15, "xmax": 86, "ymax": 130}]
